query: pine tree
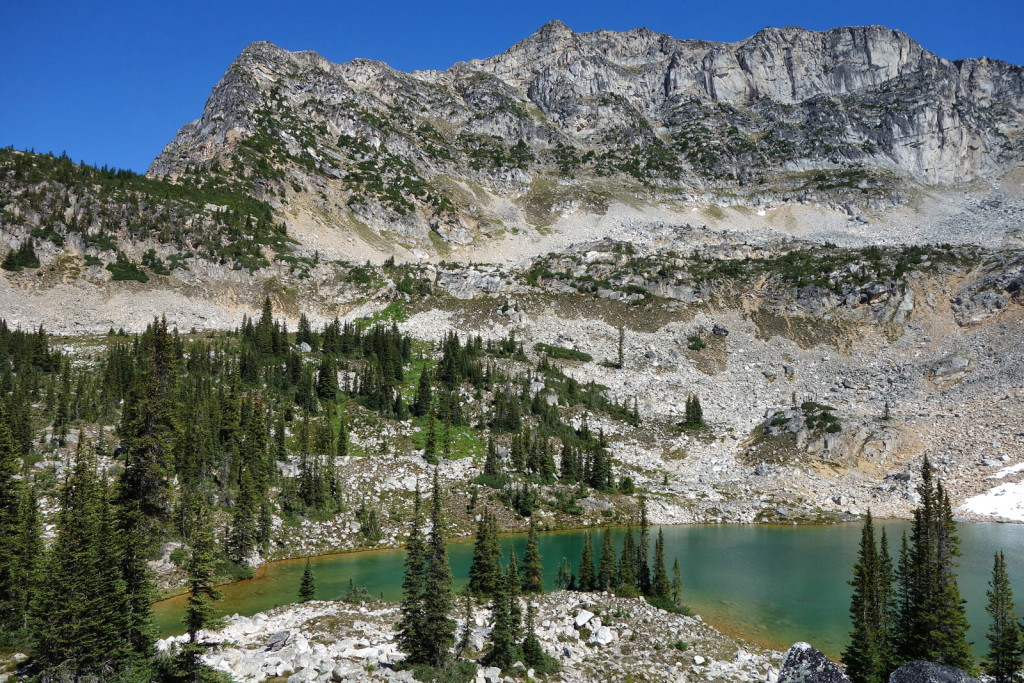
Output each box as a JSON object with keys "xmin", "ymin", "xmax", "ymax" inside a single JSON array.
[
  {"xmin": 983, "ymin": 551, "xmax": 1022, "ymax": 683},
  {"xmin": 298, "ymin": 557, "xmax": 316, "ymax": 602},
  {"xmin": 468, "ymin": 509, "xmax": 503, "ymax": 597},
  {"xmin": 397, "ymin": 483, "xmax": 426, "ymax": 663},
  {"xmin": 577, "ymin": 531, "xmax": 596, "ymax": 591},
  {"xmin": 420, "ymin": 468, "xmax": 455, "ymax": 667},
  {"xmin": 521, "ymin": 519, "xmax": 544, "ymax": 594},
  {"xmin": 180, "ymin": 507, "xmax": 223, "ymax": 680},
  {"xmin": 483, "ymin": 436, "xmax": 501, "ymax": 476}
]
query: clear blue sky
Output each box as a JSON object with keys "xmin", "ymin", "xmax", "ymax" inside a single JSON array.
[{"xmin": 2, "ymin": 0, "xmax": 1021, "ymax": 173}]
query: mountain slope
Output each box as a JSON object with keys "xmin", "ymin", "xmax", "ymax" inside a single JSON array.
[{"xmin": 144, "ymin": 22, "xmax": 1024, "ymax": 255}]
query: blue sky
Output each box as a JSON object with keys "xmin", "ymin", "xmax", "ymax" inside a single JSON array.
[{"xmin": 2, "ymin": 0, "xmax": 1021, "ymax": 173}]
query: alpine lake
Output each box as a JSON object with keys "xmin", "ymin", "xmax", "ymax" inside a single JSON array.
[{"xmin": 154, "ymin": 522, "xmax": 1024, "ymax": 658}]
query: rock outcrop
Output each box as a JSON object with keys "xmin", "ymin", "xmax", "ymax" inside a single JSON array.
[
  {"xmin": 888, "ymin": 661, "xmax": 981, "ymax": 683},
  {"xmin": 778, "ymin": 642, "xmax": 850, "ymax": 683}
]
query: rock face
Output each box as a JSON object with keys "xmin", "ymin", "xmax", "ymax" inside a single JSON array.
[
  {"xmin": 778, "ymin": 642, "xmax": 850, "ymax": 683},
  {"xmin": 888, "ymin": 661, "xmax": 981, "ymax": 683},
  {"xmin": 146, "ymin": 22, "xmax": 1024, "ymax": 250}
]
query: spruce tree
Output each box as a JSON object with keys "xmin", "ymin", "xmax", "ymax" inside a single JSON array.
[
  {"xmin": 844, "ymin": 512, "xmax": 892, "ymax": 683},
  {"xmin": 420, "ymin": 469, "xmax": 455, "ymax": 667},
  {"xmin": 423, "ymin": 407, "xmax": 438, "ymax": 464},
  {"xmin": 485, "ymin": 567, "xmax": 516, "ymax": 671},
  {"xmin": 577, "ymin": 531, "xmax": 596, "ymax": 591},
  {"xmin": 671, "ymin": 557, "xmax": 683, "ymax": 607},
  {"xmin": 983, "ymin": 551, "xmax": 1022, "ymax": 683},
  {"xmin": 637, "ymin": 501, "xmax": 651, "ymax": 594},
  {"xmin": 180, "ymin": 507, "xmax": 223, "ymax": 680},
  {"xmin": 598, "ymin": 527, "xmax": 617, "ymax": 591},
  {"xmin": 468, "ymin": 509, "xmax": 503, "ymax": 597},
  {"xmin": 522, "ymin": 601, "xmax": 545, "ymax": 667},
  {"xmin": 299, "ymin": 557, "xmax": 316, "ymax": 602},
  {"xmin": 618, "ymin": 525, "xmax": 637, "ymax": 589},
  {"xmin": 555, "ymin": 557, "xmax": 573, "ymax": 590},
  {"xmin": 0, "ymin": 413, "xmax": 24, "ymax": 639},
  {"xmin": 397, "ymin": 483, "xmax": 426, "ymax": 663},
  {"xmin": 521, "ymin": 519, "xmax": 544, "ymax": 594},
  {"xmin": 652, "ymin": 528, "xmax": 670, "ymax": 600}
]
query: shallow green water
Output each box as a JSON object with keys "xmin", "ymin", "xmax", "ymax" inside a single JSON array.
[{"xmin": 154, "ymin": 522, "xmax": 1024, "ymax": 657}]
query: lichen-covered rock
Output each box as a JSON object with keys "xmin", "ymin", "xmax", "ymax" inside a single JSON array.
[
  {"xmin": 777, "ymin": 642, "xmax": 850, "ymax": 683},
  {"xmin": 888, "ymin": 661, "xmax": 981, "ymax": 683}
]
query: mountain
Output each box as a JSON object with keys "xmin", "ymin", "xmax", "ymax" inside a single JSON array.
[{"xmin": 144, "ymin": 22, "xmax": 1024, "ymax": 252}]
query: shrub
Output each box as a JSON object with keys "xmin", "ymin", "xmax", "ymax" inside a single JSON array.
[
  {"xmin": 106, "ymin": 251, "xmax": 149, "ymax": 282},
  {"xmin": 534, "ymin": 343, "xmax": 592, "ymax": 362}
]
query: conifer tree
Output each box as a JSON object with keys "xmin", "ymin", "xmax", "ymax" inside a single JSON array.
[
  {"xmin": 555, "ymin": 557, "xmax": 573, "ymax": 590},
  {"xmin": 521, "ymin": 519, "xmax": 544, "ymax": 593},
  {"xmin": 983, "ymin": 551, "xmax": 1022, "ymax": 683},
  {"xmin": 423, "ymin": 407, "xmax": 438, "ymax": 464},
  {"xmin": 899, "ymin": 458, "xmax": 973, "ymax": 672},
  {"xmin": 671, "ymin": 557, "xmax": 683, "ymax": 607},
  {"xmin": 180, "ymin": 507, "xmax": 223, "ymax": 680},
  {"xmin": 455, "ymin": 589, "xmax": 474, "ymax": 659},
  {"xmin": 420, "ymin": 469, "xmax": 455, "ymax": 667},
  {"xmin": 397, "ymin": 483, "xmax": 426, "ymax": 663},
  {"xmin": 618, "ymin": 524, "xmax": 637, "ymax": 589},
  {"xmin": 522, "ymin": 601, "xmax": 545, "ymax": 667},
  {"xmin": 468, "ymin": 509, "xmax": 503, "ymax": 597},
  {"xmin": 577, "ymin": 531, "xmax": 596, "ymax": 591},
  {"xmin": 298, "ymin": 557, "xmax": 316, "ymax": 602},
  {"xmin": 652, "ymin": 528, "xmax": 670, "ymax": 600},
  {"xmin": 485, "ymin": 566, "xmax": 516, "ymax": 671},
  {"xmin": 0, "ymin": 413, "xmax": 24, "ymax": 639},
  {"xmin": 637, "ymin": 501, "xmax": 651, "ymax": 594},
  {"xmin": 598, "ymin": 528, "xmax": 617, "ymax": 591},
  {"xmin": 483, "ymin": 436, "xmax": 501, "ymax": 477},
  {"xmin": 844, "ymin": 512, "xmax": 893, "ymax": 683}
]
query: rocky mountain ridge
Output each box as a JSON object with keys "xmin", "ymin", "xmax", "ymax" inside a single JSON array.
[{"xmin": 147, "ymin": 22, "xmax": 1024, "ymax": 255}]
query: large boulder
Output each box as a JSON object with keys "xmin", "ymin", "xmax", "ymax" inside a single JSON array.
[
  {"xmin": 778, "ymin": 642, "xmax": 850, "ymax": 683},
  {"xmin": 888, "ymin": 661, "xmax": 981, "ymax": 683}
]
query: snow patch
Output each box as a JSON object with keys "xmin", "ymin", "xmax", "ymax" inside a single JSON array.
[
  {"xmin": 959, "ymin": 481, "xmax": 1024, "ymax": 521},
  {"xmin": 990, "ymin": 462, "xmax": 1024, "ymax": 480}
]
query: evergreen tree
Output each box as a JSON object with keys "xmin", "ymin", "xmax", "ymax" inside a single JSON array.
[
  {"xmin": 483, "ymin": 436, "xmax": 501, "ymax": 477},
  {"xmin": 455, "ymin": 590, "xmax": 474, "ymax": 659},
  {"xmin": 555, "ymin": 557, "xmax": 573, "ymax": 591},
  {"xmin": 468, "ymin": 509, "xmax": 503, "ymax": 597},
  {"xmin": 577, "ymin": 531, "xmax": 596, "ymax": 591},
  {"xmin": 637, "ymin": 501, "xmax": 651, "ymax": 594},
  {"xmin": 899, "ymin": 458, "xmax": 974, "ymax": 672},
  {"xmin": 423, "ymin": 407, "xmax": 438, "ymax": 464},
  {"xmin": 521, "ymin": 520, "xmax": 544, "ymax": 594},
  {"xmin": 0, "ymin": 412, "xmax": 24, "ymax": 639},
  {"xmin": 521, "ymin": 601, "xmax": 545, "ymax": 667},
  {"xmin": 598, "ymin": 528, "xmax": 617, "ymax": 591},
  {"xmin": 412, "ymin": 368, "xmax": 432, "ymax": 418},
  {"xmin": 397, "ymin": 483, "xmax": 426, "ymax": 663},
  {"xmin": 485, "ymin": 566, "xmax": 516, "ymax": 671},
  {"xmin": 298, "ymin": 557, "xmax": 316, "ymax": 602},
  {"xmin": 844, "ymin": 512, "xmax": 893, "ymax": 683},
  {"xmin": 651, "ymin": 528, "xmax": 670, "ymax": 600},
  {"xmin": 983, "ymin": 551, "xmax": 1022, "ymax": 683},
  {"xmin": 671, "ymin": 557, "xmax": 683, "ymax": 607},
  {"xmin": 618, "ymin": 524, "xmax": 637, "ymax": 589},
  {"xmin": 180, "ymin": 507, "xmax": 223, "ymax": 680},
  {"xmin": 420, "ymin": 469, "xmax": 455, "ymax": 667}
]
